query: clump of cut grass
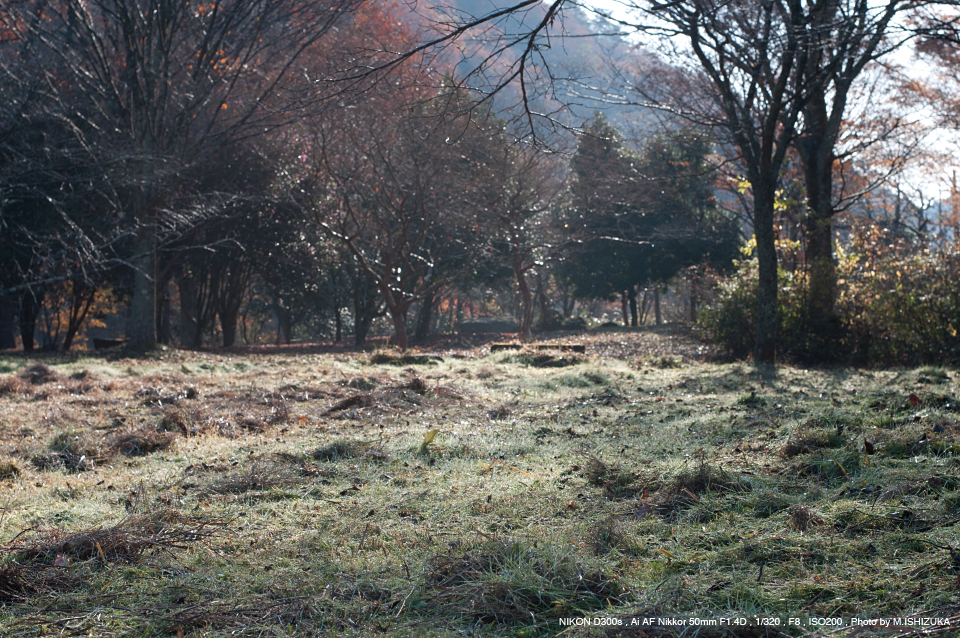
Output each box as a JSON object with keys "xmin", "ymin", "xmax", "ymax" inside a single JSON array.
[
  {"xmin": 19, "ymin": 363, "xmax": 60, "ymax": 385},
  {"xmin": 497, "ymin": 352, "xmax": 582, "ymax": 368},
  {"xmin": 658, "ymin": 455, "xmax": 750, "ymax": 516},
  {"xmin": 584, "ymin": 455, "xmax": 639, "ymax": 499},
  {"xmin": 424, "ymin": 538, "xmax": 621, "ymax": 625},
  {"xmin": 206, "ymin": 457, "xmax": 308, "ymax": 494},
  {"xmin": 0, "ymin": 461, "xmax": 21, "ymax": 479},
  {"xmin": 918, "ymin": 367, "xmax": 951, "ymax": 384},
  {"xmin": 588, "ymin": 516, "xmax": 630, "ymax": 555},
  {"xmin": 345, "ymin": 376, "xmax": 378, "ymax": 390},
  {"xmin": 324, "ymin": 393, "xmax": 375, "ymax": 415},
  {"xmin": 806, "ymin": 407, "xmax": 863, "ymax": 432},
  {"xmin": 744, "ymin": 489, "xmax": 793, "ymax": 518},
  {"xmin": 654, "ymin": 356, "xmax": 683, "ymax": 369},
  {"xmin": 735, "ymin": 391, "xmax": 767, "ymax": 408},
  {"xmin": 556, "ymin": 371, "xmax": 609, "ymax": 388},
  {"xmin": 401, "ymin": 375, "xmax": 427, "ymax": 393},
  {"xmin": 311, "ymin": 440, "xmax": 388, "ymax": 462},
  {"xmin": 487, "ymin": 405, "xmax": 512, "ymax": 420},
  {"xmin": 0, "ymin": 376, "xmax": 29, "ymax": 396},
  {"xmin": 4, "ymin": 509, "xmax": 225, "ymax": 566},
  {"xmin": 160, "ymin": 596, "xmax": 312, "ymax": 632},
  {"xmin": 368, "ymin": 352, "xmax": 440, "ymax": 366},
  {"xmin": 0, "ymin": 566, "xmax": 38, "ymax": 602},
  {"xmin": 780, "ymin": 430, "xmax": 847, "ymax": 458},
  {"xmin": 31, "ymin": 430, "xmax": 103, "ymax": 471},
  {"xmin": 108, "ymin": 429, "xmax": 178, "ymax": 457},
  {"xmin": 792, "ymin": 447, "xmax": 861, "ymax": 482},
  {"xmin": 788, "ymin": 504, "xmax": 822, "ymax": 531}
]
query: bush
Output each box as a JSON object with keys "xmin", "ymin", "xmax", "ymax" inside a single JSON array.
[
  {"xmin": 697, "ymin": 239, "xmax": 815, "ymax": 360},
  {"xmin": 836, "ymin": 228, "xmax": 960, "ymax": 365},
  {"xmin": 698, "ymin": 228, "xmax": 960, "ymax": 365}
]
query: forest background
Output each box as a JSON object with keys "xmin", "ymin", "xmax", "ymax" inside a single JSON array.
[{"xmin": 1, "ymin": 0, "xmax": 960, "ymax": 366}]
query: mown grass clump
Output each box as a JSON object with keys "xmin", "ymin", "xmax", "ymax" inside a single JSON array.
[
  {"xmin": 0, "ymin": 461, "xmax": 21, "ymax": 479},
  {"xmin": 310, "ymin": 439, "xmax": 387, "ymax": 462},
  {"xmin": 368, "ymin": 351, "xmax": 440, "ymax": 366},
  {"xmin": 497, "ymin": 352, "xmax": 582, "ymax": 367},
  {"xmin": 423, "ymin": 538, "xmax": 621, "ymax": 625},
  {"xmin": 31, "ymin": 429, "xmax": 103, "ymax": 471},
  {"xmin": 584, "ymin": 455, "xmax": 641, "ymax": 499}
]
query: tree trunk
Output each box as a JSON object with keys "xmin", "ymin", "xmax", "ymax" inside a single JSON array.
[
  {"xmin": 221, "ymin": 306, "xmax": 239, "ymax": 347},
  {"xmin": 352, "ymin": 270, "xmax": 378, "ymax": 348},
  {"xmin": 797, "ymin": 110, "xmax": 837, "ymax": 332},
  {"xmin": 388, "ymin": 305, "xmax": 409, "ymax": 351},
  {"xmin": 654, "ymin": 288, "xmax": 662, "ymax": 326},
  {"xmin": 177, "ymin": 274, "xmax": 198, "ymax": 348},
  {"xmin": 639, "ymin": 288, "xmax": 649, "ymax": 326},
  {"xmin": 156, "ymin": 275, "xmax": 173, "ymax": 345},
  {"xmin": 415, "ymin": 291, "xmax": 435, "ymax": 343},
  {"xmin": 628, "ymin": 286, "xmax": 638, "ymax": 327},
  {"xmin": 335, "ymin": 307, "xmax": 343, "ymax": 342},
  {"xmin": 516, "ymin": 264, "xmax": 534, "ymax": 341},
  {"xmin": 0, "ymin": 297, "xmax": 16, "ymax": 350},
  {"xmin": 689, "ymin": 273, "xmax": 698, "ymax": 322},
  {"xmin": 275, "ymin": 306, "xmax": 293, "ymax": 345},
  {"xmin": 621, "ymin": 291, "xmax": 629, "ymax": 326},
  {"xmin": 62, "ymin": 282, "xmax": 96, "ymax": 351},
  {"xmin": 128, "ymin": 227, "xmax": 157, "ymax": 349},
  {"xmin": 753, "ymin": 182, "xmax": 779, "ymax": 363},
  {"xmin": 18, "ymin": 290, "xmax": 42, "ymax": 352}
]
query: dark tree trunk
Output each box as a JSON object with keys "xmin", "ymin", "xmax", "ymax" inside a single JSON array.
[
  {"xmin": 388, "ymin": 306, "xmax": 409, "ymax": 351},
  {"xmin": 516, "ymin": 265, "xmax": 534, "ymax": 341},
  {"xmin": 221, "ymin": 307, "xmax": 240, "ymax": 347},
  {"xmin": 274, "ymin": 305, "xmax": 293, "ymax": 345},
  {"xmin": 414, "ymin": 292, "xmax": 435, "ymax": 343},
  {"xmin": 628, "ymin": 287, "xmax": 638, "ymax": 327},
  {"xmin": 62, "ymin": 282, "xmax": 97, "ymax": 351},
  {"xmin": 639, "ymin": 288, "xmax": 649, "ymax": 326},
  {"xmin": 176, "ymin": 273, "xmax": 198, "ymax": 348},
  {"xmin": 18, "ymin": 290, "xmax": 42, "ymax": 352},
  {"xmin": 689, "ymin": 273, "xmax": 698, "ymax": 322},
  {"xmin": 335, "ymin": 307, "xmax": 343, "ymax": 342},
  {"xmin": 797, "ymin": 111, "xmax": 837, "ymax": 332},
  {"xmin": 621, "ymin": 291, "xmax": 629, "ymax": 326},
  {"xmin": 0, "ymin": 297, "xmax": 16, "ymax": 350},
  {"xmin": 128, "ymin": 225, "xmax": 157, "ymax": 349},
  {"xmin": 753, "ymin": 182, "xmax": 779, "ymax": 363},
  {"xmin": 352, "ymin": 270, "xmax": 378, "ymax": 348},
  {"xmin": 654, "ymin": 288, "xmax": 662, "ymax": 326},
  {"xmin": 156, "ymin": 274, "xmax": 173, "ymax": 345}
]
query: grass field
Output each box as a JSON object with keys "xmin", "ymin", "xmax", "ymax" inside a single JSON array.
[{"xmin": 1, "ymin": 327, "xmax": 959, "ymax": 637}]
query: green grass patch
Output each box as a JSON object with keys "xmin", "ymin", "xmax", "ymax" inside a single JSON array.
[{"xmin": 1, "ymin": 333, "xmax": 959, "ymax": 635}]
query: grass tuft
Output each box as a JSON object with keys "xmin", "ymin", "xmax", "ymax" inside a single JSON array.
[
  {"xmin": 19, "ymin": 363, "xmax": 60, "ymax": 385},
  {"xmin": 424, "ymin": 537, "xmax": 621, "ymax": 625}
]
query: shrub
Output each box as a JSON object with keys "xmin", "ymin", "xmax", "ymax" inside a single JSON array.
[
  {"xmin": 698, "ymin": 228, "xmax": 960, "ymax": 365},
  {"xmin": 836, "ymin": 228, "xmax": 960, "ymax": 365}
]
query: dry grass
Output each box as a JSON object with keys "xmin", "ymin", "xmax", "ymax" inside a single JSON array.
[{"xmin": 1, "ymin": 330, "xmax": 960, "ymax": 636}]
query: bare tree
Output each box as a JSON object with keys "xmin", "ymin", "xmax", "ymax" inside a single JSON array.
[
  {"xmin": 299, "ymin": 91, "xmax": 500, "ymax": 350},
  {"xmin": 0, "ymin": 0, "xmax": 364, "ymax": 348}
]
